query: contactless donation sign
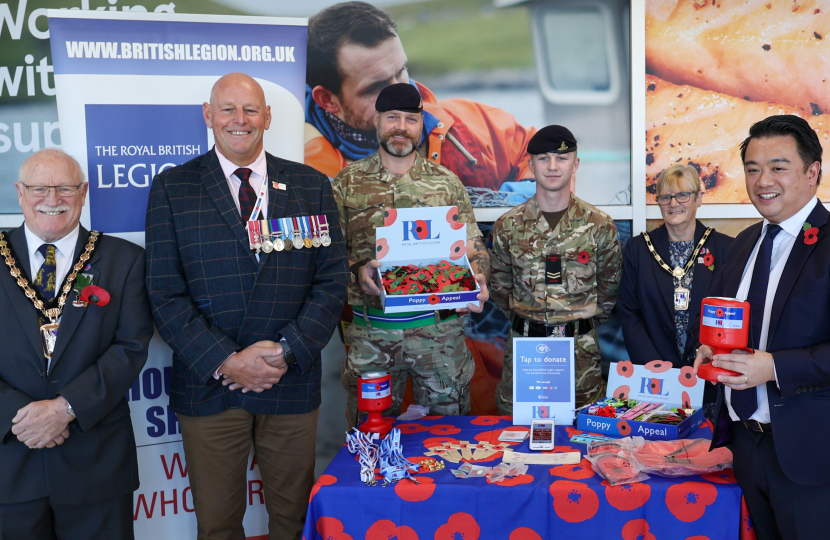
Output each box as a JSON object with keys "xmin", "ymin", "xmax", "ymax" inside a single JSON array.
[
  {"xmin": 374, "ymin": 206, "xmax": 480, "ymax": 313},
  {"xmin": 512, "ymin": 337, "xmax": 575, "ymax": 425}
]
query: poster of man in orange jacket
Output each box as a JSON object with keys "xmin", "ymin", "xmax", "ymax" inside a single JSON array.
[{"xmin": 304, "ymin": 1, "xmax": 538, "ymax": 195}]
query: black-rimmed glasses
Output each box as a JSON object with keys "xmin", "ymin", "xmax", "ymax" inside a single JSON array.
[{"xmin": 656, "ymin": 192, "xmax": 696, "ymax": 206}]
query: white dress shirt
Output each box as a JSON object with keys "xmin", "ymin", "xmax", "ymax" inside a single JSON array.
[
  {"xmin": 24, "ymin": 223, "xmax": 80, "ymax": 294},
  {"xmin": 216, "ymin": 147, "xmax": 269, "ymax": 220},
  {"xmin": 727, "ymin": 196, "xmax": 820, "ymax": 423}
]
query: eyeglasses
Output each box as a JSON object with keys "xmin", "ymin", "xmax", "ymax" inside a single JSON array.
[
  {"xmin": 656, "ymin": 192, "xmax": 696, "ymax": 206},
  {"xmin": 20, "ymin": 183, "xmax": 84, "ymax": 197}
]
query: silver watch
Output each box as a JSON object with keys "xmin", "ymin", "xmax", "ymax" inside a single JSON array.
[{"xmin": 66, "ymin": 402, "xmax": 76, "ymax": 418}]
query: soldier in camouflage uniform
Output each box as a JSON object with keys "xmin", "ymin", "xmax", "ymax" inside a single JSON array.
[
  {"xmin": 490, "ymin": 125, "xmax": 622, "ymax": 413},
  {"xmin": 333, "ymin": 84, "xmax": 491, "ymax": 422}
]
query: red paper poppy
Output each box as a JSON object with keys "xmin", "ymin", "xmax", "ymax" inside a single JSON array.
[
  {"xmin": 383, "ymin": 208, "xmax": 397, "ymax": 226},
  {"xmin": 616, "ymin": 360, "xmax": 634, "ymax": 378},
  {"xmin": 549, "ymin": 480, "xmax": 599, "ymax": 523},
  {"xmin": 577, "ymin": 250, "xmax": 590, "ymax": 264},
  {"xmin": 805, "ymin": 226, "xmax": 819, "ymax": 245},
  {"xmin": 366, "ymin": 520, "xmax": 418, "ymax": 540},
  {"xmin": 80, "ymin": 285, "xmax": 110, "ymax": 306},
  {"xmin": 603, "ymin": 481, "xmax": 651, "ymax": 510},
  {"xmin": 679, "ymin": 366, "xmax": 697, "ymax": 387},
  {"xmin": 446, "ymin": 206, "xmax": 464, "ymax": 230},
  {"xmin": 435, "ymin": 513, "xmax": 480, "ymax": 540},
  {"xmin": 509, "ymin": 527, "xmax": 543, "ymax": 540},
  {"xmin": 621, "ymin": 519, "xmax": 656, "ymax": 540},
  {"xmin": 394, "ymin": 476, "xmax": 436, "ymax": 502},
  {"xmin": 428, "ymin": 294, "xmax": 441, "ymax": 305},
  {"xmin": 376, "ymin": 238, "xmax": 389, "ymax": 260},
  {"xmin": 612, "ymin": 385, "xmax": 630, "ymax": 399},
  {"xmin": 645, "ymin": 360, "xmax": 672, "ymax": 373},
  {"xmin": 665, "ymin": 481, "xmax": 718, "ymax": 522},
  {"xmin": 316, "ymin": 517, "xmax": 354, "ymax": 540},
  {"xmin": 309, "ymin": 474, "xmax": 337, "ymax": 502},
  {"xmin": 703, "ymin": 253, "xmax": 714, "ymax": 266}
]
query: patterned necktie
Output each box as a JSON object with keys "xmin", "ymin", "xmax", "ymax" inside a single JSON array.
[
  {"xmin": 33, "ymin": 244, "xmax": 57, "ymax": 302},
  {"xmin": 235, "ymin": 168, "xmax": 256, "ymax": 221},
  {"xmin": 732, "ymin": 224, "xmax": 782, "ymax": 421}
]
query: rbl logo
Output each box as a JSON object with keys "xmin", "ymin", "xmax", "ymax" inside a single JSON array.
[
  {"xmin": 640, "ymin": 377, "xmax": 667, "ymax": 396},
  {"xmin": 532, "ymin": 406, "xmax": 550, "ymax": 418},
  {"xmin": 402, "ymin": 220, "xmax": 440, "ymax": 241}
]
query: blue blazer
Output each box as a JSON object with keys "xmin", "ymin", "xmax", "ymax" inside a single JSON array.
[
  {"xmin": 145, "ymin": 149, "xmax": 348, "ymax": 417},
  {"xmin": 708, "ymin": 201, "xmax": 830, "ymax": 486},
  {"xmin": 618, "ymin": 221, "xmax": 733, "ymax": 366}
]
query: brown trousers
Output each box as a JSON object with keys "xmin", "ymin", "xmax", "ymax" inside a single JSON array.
[{"xmin": 178, "ymin": 408, "xmax": 319, "ymax": 540}]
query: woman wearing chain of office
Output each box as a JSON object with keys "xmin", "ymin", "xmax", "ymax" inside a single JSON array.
[{"xmin": 618, "ymin": 165, "xmax": 733, "ymax": 391}]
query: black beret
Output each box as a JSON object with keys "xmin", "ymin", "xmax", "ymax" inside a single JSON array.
[
  {"xmin": 375, "ymin": 83, "xmax": 423, "ymax": 113},
  {"xmin": 527, "ymin": 125, "xmax": 577, "ymax": 155}
]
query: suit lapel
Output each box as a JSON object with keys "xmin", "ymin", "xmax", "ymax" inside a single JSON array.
[
  {"xmin": 201, "ymin": 150, "xmax": 257, "ymax": 262},
  {"xmin": 258, "ymin": 156, "xmax": 289, "ymax": 270},
  {"xmin": 1, "ymin": 226, "xmax": 44, "ymax": 366},
  {"xmin": 49, "ymin": 227, "xmax": 98, "ymax": 370},
  {"xmin": 648, "ymin": 225, "xmax": 676, "ymax": 315},
  {"xmin": 768, "ymin": 203, "xmax": 829, "ymax": 337}
]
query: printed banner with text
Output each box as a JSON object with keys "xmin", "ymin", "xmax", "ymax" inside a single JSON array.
[{"xmin": 47, "ymin": 10, "xmax": 308, "ymax": 539}]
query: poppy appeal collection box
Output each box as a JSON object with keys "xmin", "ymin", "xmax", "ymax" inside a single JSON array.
[
  {"xmin": 374, "ymin": 205, "xmax": 481, "ymax": 313},
  {"xmin": 577, "ymin": 361, "xmax": 706, "ymax": 441}
]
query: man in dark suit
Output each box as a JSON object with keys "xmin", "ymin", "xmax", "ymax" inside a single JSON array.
[
  {"xmin": 695, "ymin": 115, "xmax": 830, "ymax": 540},
  {"xmin": 145, "ymin": 72, "xmax": 348, "ymax": 540},
  {"xmin": 0, "ymin": 148, "xmax": 152, "ymax": 539}
]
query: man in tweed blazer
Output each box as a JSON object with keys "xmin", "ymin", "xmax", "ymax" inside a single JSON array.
[{"xmin": 145, "ymin": 73, "xmax": 348, "ymax": 540}]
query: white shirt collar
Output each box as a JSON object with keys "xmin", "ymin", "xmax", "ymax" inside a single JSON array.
[
  {"xmin": 763, "ymin": 196, "xmax": 819, "ymax": 238},
  {"xmin": 215, "ymin": 147, "xmax": 267, "ymax": 181},
  {"xmin": 24, "ymin": 223, "xmax": 80, "ymax": 259}
]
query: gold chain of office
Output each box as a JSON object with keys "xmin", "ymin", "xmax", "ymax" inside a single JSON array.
[
  {"xmin": 642, "ymin": 227, "xmax": 713, "ymax": 279},
  {"xmin": 0, "ymin": 230, "xmax": 100, "ymax": 323}
]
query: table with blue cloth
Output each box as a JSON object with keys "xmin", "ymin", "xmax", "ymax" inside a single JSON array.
[{"xmin": 303, "ymin": 416, "xmax": 754, "ymax": 540}]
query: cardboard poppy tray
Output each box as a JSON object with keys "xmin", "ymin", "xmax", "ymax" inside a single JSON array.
[
  {"xmin": 577, "ymin": 361, "xmax": 706, "ymax": 441},
  {"xmin": 374, "ymin": 206, "xmax": 480, "ymax": 313}
]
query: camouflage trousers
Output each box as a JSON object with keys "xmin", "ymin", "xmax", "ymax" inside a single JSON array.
[
  {"xmin": 342, "ymin": 316, "xmax": 473, "ymax": 424},
  {"xmin": 496, "ymin": 328, "xmax": 606, "ymax": 415}
]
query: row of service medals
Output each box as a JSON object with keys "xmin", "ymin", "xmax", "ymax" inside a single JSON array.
[{"xmin": 247, "ymin": 215, "xmax": 331, "ymax": 254}]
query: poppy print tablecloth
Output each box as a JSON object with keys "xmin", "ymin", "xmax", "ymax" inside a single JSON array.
[{"xmin": 303, "ymin": 416, "xmax": 754, "ymax": 540}]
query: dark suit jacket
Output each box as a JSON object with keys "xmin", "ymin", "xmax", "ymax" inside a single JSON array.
[
  {"xmin": 145, "ymin": 149, "xmax": 348, "ymax": 417},
  {"xmin": 619, "ymin": 221, "xmax": 733, "ymax": 366},
  {"xmin": 708, "ymin": 201, "xmax": 830, "ymax": 486},
  {"xmin": 0, "ymin": 226, "xmax": 152, "ymax": 505}
]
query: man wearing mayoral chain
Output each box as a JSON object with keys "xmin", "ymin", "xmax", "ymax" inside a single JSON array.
[
  {"xmin": 0, "ymin": 148, "xmax": 152, "ymax": 539},
  {"xmin": 145, "ymin": 73, "xmax": 348, "ymax": 540}
]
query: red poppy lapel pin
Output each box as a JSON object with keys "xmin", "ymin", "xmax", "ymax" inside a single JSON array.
[
  {"xmin": 803, "ymin": 222, "xmax": 819, "ymax": 245},
  {"xmin": 703, "ymin": 251, "xmax": 715, "ymax": 271},
  {"xmin": 577, "ymin": 250, "xmax": 591, "ymax": 264}
]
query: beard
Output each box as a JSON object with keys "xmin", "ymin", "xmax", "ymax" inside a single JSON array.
[
  {"xmin": 340, "ymin": 101, "xmax": 376, "ymax": 132},
  {"xmin": 378, "ymin": 130, "xmax": 419, "ymax": 157}
]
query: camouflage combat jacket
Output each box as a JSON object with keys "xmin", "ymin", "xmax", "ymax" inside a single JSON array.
[
  {"xmin": 333, "ymin": 151, "xmax": 482, "ymax": 309},
  {"xmin": 490, "ymin": 193, "xmax": 621, "ymax": 324}
]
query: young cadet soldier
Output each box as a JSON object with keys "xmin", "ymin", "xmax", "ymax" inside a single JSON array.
[
  {"xmin": 490, "ymin": 125, "xmax": 622, "ymax": 413},
  {"xmin": 333, "ymin": 83, "xmax": 490, "ymax": 422}
]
